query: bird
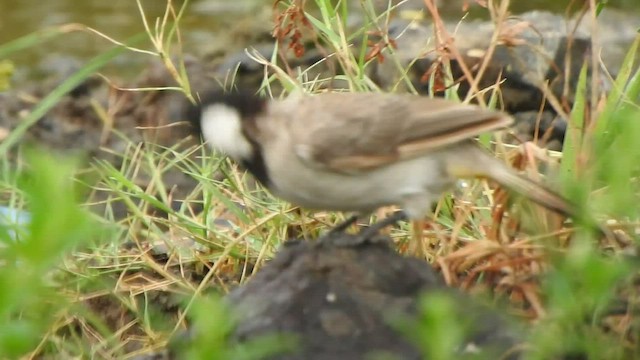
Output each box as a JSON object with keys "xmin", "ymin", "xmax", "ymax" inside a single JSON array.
[{"xmin": 186, "ymin": 89, "xmax": 615, "ymax": 246}]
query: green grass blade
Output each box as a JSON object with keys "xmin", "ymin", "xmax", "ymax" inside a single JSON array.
[
  {"xmin": 619, "ymin": 65, "xmax": 640, "ymax": 113},
  {"xmin": 0, "ymin": 26, "xmax": 74, "ymax": 59},
  {"xmin": 593, "ymin": 34, "xmax": 639, "ymax": 140},
  {"xmin": 560, "ymin": 62, "xmax": 588, "ymax": 184}
]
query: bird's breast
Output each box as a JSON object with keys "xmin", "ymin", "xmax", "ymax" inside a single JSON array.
[{"xmin": 262, "ymin": 139, "xmax": 454, "ymax": 213}]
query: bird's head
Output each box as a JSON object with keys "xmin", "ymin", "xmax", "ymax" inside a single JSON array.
[{"xmin": 187, "ymin": 90, "xmax": 266, "ymax": 161}]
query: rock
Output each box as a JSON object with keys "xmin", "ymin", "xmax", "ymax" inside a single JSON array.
[
  {"xmin": 371, "ymin": 9, "xmax": 638, "ymax": 146},
  {"xmin": 177, "ymin": 233, "xmax": 525, "ymax": 360},
  {"xmin": 572, "ymin": 9, "xmax": 640, "ymax": 76},
  {"xmin": 374, "ymin": 12, "xmax": 590, "ymax": 111},
  {"xmin": 512, "ymin": 111, "xmax": 567, "ymax": 151}
]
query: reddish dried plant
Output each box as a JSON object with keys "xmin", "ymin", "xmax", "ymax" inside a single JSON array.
[
  {"xmin": 364, "ymin": 30, "xmax": 398, "ymax": 64},
  {"xmin": 419, "ymin": 43, "xmax": 455, "ymax": 93},
  {"xmin": 273, "ymin": 0, "xmax": 312, "ymax": 58},
  {"xmin": 462, "ymin": 0, "xmax": 488, "ymax": 11}
]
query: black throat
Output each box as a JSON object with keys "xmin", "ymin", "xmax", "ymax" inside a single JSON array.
[
  {"xmin": 191, "ymin": 89, "xmax": 273, "ymax": 189},
  {"xmin": 240, "ymin": 150, "xmax": 271, "ymax": 189}
]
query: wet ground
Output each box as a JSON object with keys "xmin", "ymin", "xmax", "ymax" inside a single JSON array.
[{"xmin": 0, "ymin": 0, "xmax": 270, "ymax": 81}]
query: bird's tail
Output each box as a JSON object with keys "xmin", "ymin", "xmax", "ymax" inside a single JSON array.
[
  {"xmin": 446, "ymin": 143, "xmax": 617, "ymax": 241},
  {"xmin": 482, "ymin": 159, "xmax": 575, "ymax": 218}
]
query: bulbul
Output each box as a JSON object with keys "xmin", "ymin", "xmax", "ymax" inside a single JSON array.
[{"xmin": 187, "ymin": 90, "xmax": 613, "ymax": 242}]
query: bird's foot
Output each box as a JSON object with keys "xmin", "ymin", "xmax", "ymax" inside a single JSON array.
[
  {"xmin": 327, "ymin": 214, "xmax": 360, "ymax": 235},
  {"xmin": 355, "ymin": 211, "xmax": 408, "ymax": 241},
  {"xmin": 317, "ymin": 211, "xmax": 407, "ymax": 247}
]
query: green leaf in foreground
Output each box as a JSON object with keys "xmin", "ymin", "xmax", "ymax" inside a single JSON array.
[
  {"xmin": 174, "ymin": 295, "xmax": 297, "ymax": 360},
  {"xmin": 400, "ymin": 292, "xmax": 466, "ymax": 360},
  {"xmin": 0, "ymin": 150, "xmax": 98, "ymax": 357},
  {"xmin": 530, "ymin": 237, "xmax": 629, "ymax": 359},
  {"xmin": 590, "ymin": 35, "xmax": 640, "ymax": 218}
]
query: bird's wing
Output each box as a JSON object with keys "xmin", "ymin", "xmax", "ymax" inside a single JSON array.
[{"xmin": 288, "ymin": 92, "xmax": 513, "ymax": 173}]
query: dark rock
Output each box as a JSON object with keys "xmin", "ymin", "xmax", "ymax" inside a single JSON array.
[
  {"xmin": 209, "ymin": 41, "xmax": 330, "ymax": 94},
  {"xmin": 214, "ymin": 234, "xmax": 524, "ymax": 360},
  {"xmin": 371, "ymin": 9, "xmax": 638, "ymax": 146},
  {"xmin": 512, "ymin": 111, "xmax": 567, "ymax": 151},
  {"xmin": 380, "ymin": 9, "xmax": 637, "ymax": 101},
  {"xmin": 374, "ymin": 12, "xmax": 593, "ymax": 112}
]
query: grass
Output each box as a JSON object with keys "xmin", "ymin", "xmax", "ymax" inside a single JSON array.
[{"xmin": 0, "ymin": 0, "xmax": 639, "ymax": 358}]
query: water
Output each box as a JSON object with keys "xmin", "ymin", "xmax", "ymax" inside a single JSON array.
[{"xmin": 0, "ymin": 0, "xmax": 268, "ymax": 78}]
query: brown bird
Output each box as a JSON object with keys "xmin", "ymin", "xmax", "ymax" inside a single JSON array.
[{"xmin": 187, "ymin": 90, "xmax": 613, "ymax": 245}]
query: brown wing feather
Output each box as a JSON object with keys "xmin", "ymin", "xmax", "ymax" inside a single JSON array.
[{"xmin": 291, "ymin": 92, "xmax": 513, "ymax": 172}]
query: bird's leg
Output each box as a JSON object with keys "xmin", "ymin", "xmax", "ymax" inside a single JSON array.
[
  {"xmin": 318, "ymin": 211, "xmax": 407, "ymax": 247},
  {"xmin": 328, "ymin": 214, "xmax": 360, "ymax": 234},
  {"xmin": 408, "ymin": 219, "xmax": 428, "ymax": 258},
  {"xmin": 356, "ymin": 210, "xmax": 408, "ymax": 241},
  {"xmin": 317, "ymin": 214, "xmax": 360, "ymax": 246}
]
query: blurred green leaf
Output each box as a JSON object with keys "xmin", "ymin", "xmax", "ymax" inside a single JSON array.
[
  {"xmin": 400, "ymin": 292, "xmax": 466, "ymax": 360},
  {"xmin": 531, "ymin": 237, "xmax": 629, "ymax": 359},
  {"xmin": 176, "ymin": 295, "xmax": 297, "ymax": 360},
  {"xmin": 0, "ymin": 149, "xmax": 98, "ymax": 357},
  {"xmin": 595, "ymin": 0, "xmax": 608, "ymax": 16}
]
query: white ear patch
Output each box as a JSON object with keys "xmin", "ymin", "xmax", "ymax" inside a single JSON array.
[{"xmin": 200, "ymin": 104, "xmax": 253, "ymax": 160}]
